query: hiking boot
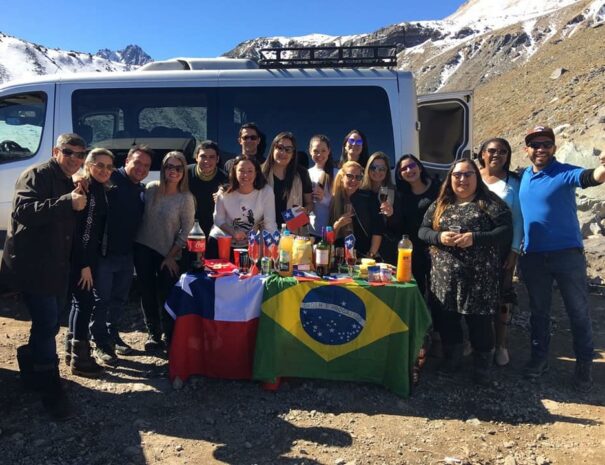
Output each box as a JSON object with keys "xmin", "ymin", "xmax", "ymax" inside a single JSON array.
[
  {"xmin": 16, "ymin": 344, "xmax": 39, "ymax": 391},
  {"xmin": 437, "ymin": 344, "xmax": 463, "ymax": 377},
  {"xmin": 524, "ymin": 357, "xmax": 549, "ymax": 379},
  {"xmin": 494, "ymin": 347, "xmax": 510, "ymax": 367},
  {"xmin": 71, "ymin": 340, "xmax": 104, "ymax": 378},
  {"xmin": 64, "ymin": 332, "xmax": 73, "ymax": 366},
  {"xmin": 94, "ymin": 343, "xmax": 117, "ymax": 364},
  {"xmin": 113, "ymin": 334, "xmax": 133, "ymax": 356},
  {"xmin": 473, "ymin": 351, "xmax": 493, "ymax": 387},
  {"xmin": 573, "ymin": 360, "xmax": 593, "ymax": 393},
  {"xmin": 36, "ymin": 367, "xmax": 72, "ymax": 420},
  {"xmin": 144, "ymin": 334, "xmax": 163, "ymax": 353}
]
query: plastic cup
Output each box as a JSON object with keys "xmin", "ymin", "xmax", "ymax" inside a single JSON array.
[{"xmin": 217, "ymin": 236, "xmax": 232, "ymax": 261}]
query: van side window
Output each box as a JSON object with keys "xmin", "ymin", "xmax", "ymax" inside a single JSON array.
[
  {"xmin": 0, "ymin": 92, "xmax": 46, "ymax": 164},
  {"xmin": 418, "ymin": 100, "xmax": 469, "ymax": 165}
]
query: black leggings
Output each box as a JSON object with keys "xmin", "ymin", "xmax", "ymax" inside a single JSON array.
[
  {"xmin": 68, "ymin": 271, "xmax": 100, "ymax": 340},
  {"xmin": 438, "ymin": 311, "xmax": 494, "ymax": 353},
  {"xmin": 133, "ymin": 243, "xmax": 180, "ymax": 340}
]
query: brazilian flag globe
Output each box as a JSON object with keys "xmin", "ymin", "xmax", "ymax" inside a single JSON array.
[{"xmin": 253, "ymin": 275, "xmax": 431, "ymax": 397}]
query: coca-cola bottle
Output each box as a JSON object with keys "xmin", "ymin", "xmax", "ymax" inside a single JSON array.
[{"xmin": 187, "ymin": 220, "xmax": 206, "ymax": 271}]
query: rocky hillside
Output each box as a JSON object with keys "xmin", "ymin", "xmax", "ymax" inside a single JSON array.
[{"xmin": 95, "ymin": 44, "xmax": 152, "ymax": 67}]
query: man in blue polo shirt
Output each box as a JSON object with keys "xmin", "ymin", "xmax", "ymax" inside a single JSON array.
[{"xmin": 519, "ymin": 125, "xmax": 605, "ymax": 392}]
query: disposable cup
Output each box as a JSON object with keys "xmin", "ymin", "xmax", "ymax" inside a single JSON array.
[{"xmin": 217, "ymin": 236, "xmax": 232, "ymax": 261}]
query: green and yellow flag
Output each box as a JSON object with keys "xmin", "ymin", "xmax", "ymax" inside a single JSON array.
[{"xmin": 253, "ymin": 276, "xmax": 431, "ymax": 397}]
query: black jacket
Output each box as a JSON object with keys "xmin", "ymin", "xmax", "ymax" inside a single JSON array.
[
  {"xmin": 72, "ymin": 179, "xmax": 108, "ymax": 272},
  {"xmin": 187, "ymin": 165, "xmax": 227, "ymax": 237},
  {"xmin": 1, "ymin": 159, "xmax": 76, "ymax": 296}
]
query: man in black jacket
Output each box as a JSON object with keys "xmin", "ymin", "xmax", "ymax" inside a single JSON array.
[{"xmin": 1, "ymin": 133, "xmax": 88, "ymax": 419}]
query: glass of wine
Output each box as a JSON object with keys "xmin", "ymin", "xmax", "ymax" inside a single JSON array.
[
  {"xmin": 248, "ymin": 240, "xmax": 260, "ymax": 274},
  {"xmin": 345, "ymin": 248, "xmax": 357, "ymax": 277},
  {"xmin": 378, "ymin": 186, "xmax": 390, "ymax": 215}
]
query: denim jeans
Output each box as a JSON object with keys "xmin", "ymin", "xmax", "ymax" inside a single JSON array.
[
  {"xmin": 90, "ymin": 253, "xmax": 134, "ymax": 343},
  {"xmin": 22, "ymin": 293, "xmax": 62, "ymax": 367},
  {"xmin": 519, "ymin": 248, "xmax": 594, "ymax": 362}
]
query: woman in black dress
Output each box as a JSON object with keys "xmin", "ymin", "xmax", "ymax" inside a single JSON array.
[{"xmin": 418, "ymin": 159, "xmax": 512, "ymax": 385}]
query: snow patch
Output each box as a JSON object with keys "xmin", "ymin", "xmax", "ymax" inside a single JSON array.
[{"xmin": 437, "ymin": 52, "xmax": 464, "ymax": 90}]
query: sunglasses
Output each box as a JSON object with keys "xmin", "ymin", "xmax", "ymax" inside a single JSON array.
[
  {"xmin": 452, "ymin": 171, "xmax": 476, "ymax": 180},
  {"xmin": 369, "ymin": 165, "xmax": 388, "ymax": 173},
  {"xmin": 344, "ymin": 173, "xmax": 363, "ymax": 181},
  {"xmin": 60, "ymin": 147, "xmax": 87, "ymax": 160},
  {"xmin": 90, "ymin": 162, "xmax": 114, "ymax": 171},
  {"xmin": 275, "ymin": 144, "xmax": 295, "ymax": 154},
  {"xmin": 527, "ymin": 141, "xmax": 554, "ymax": 150},
  {"xmin": 347, "ymin": 138, "xmax": 363, "ymax": 146},
  {"xmin": 486, "ymin": 148, "xmax": 509, "ymax": 155},
  {"xmin": 241, "ymin": 135, "xmax": 259, "ymax": 141},
  {"xmin": 400, "ymin": 162, "xmax": 418, "ymax": 172},
  {"xmin": 164, "ymin": 163, "xmax": 184, "ymax": 173}
]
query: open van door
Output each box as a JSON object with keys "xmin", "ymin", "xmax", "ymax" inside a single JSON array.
[{"xmin": 417, "ymin": 91, "xmax": 473, "ymax": 175}]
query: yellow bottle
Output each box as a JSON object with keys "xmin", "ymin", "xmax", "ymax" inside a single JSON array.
[
  {"xmin": 396, "ymin": 234, "xmax": 413, "ymax": 283},
  {"xmin": 278, "ymin": 227, "xmax": 294, "ymax": 276}
]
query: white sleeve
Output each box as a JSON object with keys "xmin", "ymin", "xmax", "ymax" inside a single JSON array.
[{"xmin": 261, "ymin": 185, "xmax": 278, "ymax": 233}]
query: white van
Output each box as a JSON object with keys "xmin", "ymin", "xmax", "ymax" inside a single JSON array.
[{"xmin": 0, "ymin": 50, "xmax": 472, "ymax": 241}]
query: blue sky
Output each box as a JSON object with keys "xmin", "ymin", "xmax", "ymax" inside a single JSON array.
[{"xmin": 2, "ymin": 0, "xmax": 464, "ymax": 60}]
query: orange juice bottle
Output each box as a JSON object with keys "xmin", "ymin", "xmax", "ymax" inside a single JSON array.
[{"xmin": 396, "ymin": 235, "xmax": 413, "ymax": 283}]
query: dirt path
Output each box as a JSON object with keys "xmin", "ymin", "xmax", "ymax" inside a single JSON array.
[{"xmin": 0, "ymin": 282, "xmax": 604, "ymax": 465}]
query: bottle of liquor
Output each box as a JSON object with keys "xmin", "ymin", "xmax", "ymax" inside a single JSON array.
[
  {"xmin": 315, "ymin": 227, "xmax": 330, "ymax": 277},
  {"xmin": 325, "ymin": 226, "xmax": 335, "ymax": 272},
  {"xmin": 396, "ymin": 234, "xmax": 413, "ymax": 282},
  {"xmin": 187, "ymin": 220, "xmax": 206, "ymax": 271}
]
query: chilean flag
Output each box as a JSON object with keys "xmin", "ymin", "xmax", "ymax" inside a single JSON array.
[
  {"xmin": 165, "ymin": 273, "xmax": 264, "ymax": 381},
  {"xmin": 282, "ymin": 205, "xmax": 310, "ymax": 231}
]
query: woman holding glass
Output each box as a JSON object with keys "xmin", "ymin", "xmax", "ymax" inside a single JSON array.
[
  {"xmin": 261, "ymin": 132, "xmax": 313, "ymax": 231},
  {"xmin": 329, "ymin": 161, "xmax": 383, "ymax": 259},
  {"xmin": 339, "ymin": 129, "xmax": 369, "ymax": 168},
  {"xmin": 418, "ymin": 159, "xmax": 512, "ymax": 385},
  {"xmin": 134, "ymin": 151, "xmax": 195, "ymax": 352},
  {"xmin": 307, "ymin": 134, "xmax": 335, "ymax": 240},
  {"xmin": 478, "ymin": 138, "xmax": 522, "ymax": 367}
]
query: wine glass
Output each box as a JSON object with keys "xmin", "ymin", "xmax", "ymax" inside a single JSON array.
[
  {"xmin": 345, "ymin": 248, "xmax": 357, "ymax": 277},
  {"xmin": 248, "ymin": 239, "xmax": 260, "ymax": 274},
  {"xmin": 378, "ymin": 186, "xmax": 390, "ymax": 215}
]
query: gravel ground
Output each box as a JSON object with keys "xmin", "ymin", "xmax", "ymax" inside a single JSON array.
[{"xmin": 0, "ymin": 280, "xmax": 604, "ymax": 465}]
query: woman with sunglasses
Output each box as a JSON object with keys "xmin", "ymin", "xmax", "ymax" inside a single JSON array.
[
  {"xmin": 418, "ymin": 159, "xmax": 512, "ymax": 385},
  {"xmin": 307, "ymin": 134, "xmax": 335, "ymax": 239},
  {"xmin": 360, "ymin": 151, "xmax": 398, "ymax": 263},
  {"xmin": 261, "ymin": 132, "xmax": 313, "ymax": 231},
  {"xmin": 339, "ymin": 129, "xmax": 369, "ymax": 168},
  {"xmin": 134, "ymin": 151, "xmax": 195, "ymax": 351},
  {"xmin": 478, "ymin": 138, "xmax": 522, "ymax": 367},
  {"xmin": 329, "ymin": 161, "xmax": 383, "ymax": 258},
  {"xmin": 67, "ymin": 148, "xmax": 114, "ymax": 377}
]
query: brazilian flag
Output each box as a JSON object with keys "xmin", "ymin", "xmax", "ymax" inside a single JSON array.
[{"xmin": 253, "ymin": 275, "xmax": 431, "ymax": 397}]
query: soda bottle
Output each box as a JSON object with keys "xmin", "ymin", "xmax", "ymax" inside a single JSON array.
[
  {"xmin": 187, "ymin": 220, "xmax": 206, "ymax": 270},
  {"xmin": 315, "ymin": 227, "xmax": 330, "ymax": 277},
  {"xmin": 396, "ymin": 234, "xmax": 413, "ymax": 282}
]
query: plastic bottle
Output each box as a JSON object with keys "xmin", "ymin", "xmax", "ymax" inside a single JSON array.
[
  {"xmin": 396, "ymin": 234, "xmax": 413, "ymax": 283},
  {"xmin": 278, "ymin": 229, "xmax": 294, "ymax": 276},
  {"xmin": 187, "ymin": 220, "xmax": 206, "ymax": 270}
]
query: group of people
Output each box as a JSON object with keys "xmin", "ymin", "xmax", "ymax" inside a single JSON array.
[{"xmin": 1, "ymin": 123, "xmax": 603, "ymax": 420}]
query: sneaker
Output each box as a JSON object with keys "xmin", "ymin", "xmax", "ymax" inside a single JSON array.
[
  {"xmin": 144, "ymin": 334, "xmax": 163, "ymax": 352},
  {"xmin": 524, "ymin": 357, "xmax": 549, "ymax": 379},
  {"xmin": 494, "ymin": 348, "xmax": 510, "ymax": 367},
  {"xmin": 113, "ymin": 334, "xmax": 133, "ymax": 355},
  {"xmin": 94, "ymin": 343, "xmax": 117, "ymax": 364},
  {"xmin": 573, "ymin": 360, "xmax": 593, "ymax": 393}
]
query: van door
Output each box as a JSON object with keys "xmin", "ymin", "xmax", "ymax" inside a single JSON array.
[
  {"xmin": 0, "ymin": 84, "xmax": 55, "ymax": 239},
  {"xmin": 417, "ymin": 91, "xmax": 473, "ymax": 174}
]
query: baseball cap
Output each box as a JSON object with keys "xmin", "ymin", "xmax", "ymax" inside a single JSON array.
[{"xmin": 525, "ymin": 126, "xmax": 555, "ymax": 145}]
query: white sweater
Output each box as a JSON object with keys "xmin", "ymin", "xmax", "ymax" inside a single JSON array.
[{"xmin": 211, "ymin": 184, "xmax": 277, "ymax": 246}]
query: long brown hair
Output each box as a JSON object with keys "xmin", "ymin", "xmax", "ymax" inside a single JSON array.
[
  {"xmin": 261, "ymin": 132, "xmax": 298, "ymax": 201},
  {"xmin": 432, "ymin": 159, "xmax": 494, "ymax": 230},
  {"xmin": 361, "ymin": 151, "xmax": 393, "ymax": 192}
]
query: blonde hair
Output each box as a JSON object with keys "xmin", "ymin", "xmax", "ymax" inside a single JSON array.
[
  {"xmin": 159, "ymin": 151, "xmax": 189, "ymax": 195},
  {"xmin": 361, "ymin": 151, "xmax": 393, "ymax": 192},
  {"xmin": 84, "ymin": 148, "xmax": 114, "ymax": 187},
  {"xmin": 329, "ymin": 160, "xmax": 363, "ymax": 225}
]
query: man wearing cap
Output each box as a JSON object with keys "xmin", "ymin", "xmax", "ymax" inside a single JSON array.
[
  {"xmin": 518, "ymin": 125, "xmax": 605, "ymax": 392},
  {"xmin": 1, "ymin": 133, "xmax": 88, "ymax": 419}
]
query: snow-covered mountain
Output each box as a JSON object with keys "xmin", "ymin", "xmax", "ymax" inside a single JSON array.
[
  {"xmin": 224, "ymin": 0, "xmax": 604, "ymax": 93},
  {"xmin": 0, "ymin": 33, "xmax": 152, "ymax": 84}
]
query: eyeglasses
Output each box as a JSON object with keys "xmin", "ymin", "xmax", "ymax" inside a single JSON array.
[
  {"xmin": 527, "ymin": 141, "xmax": 554, "ymax": 150},
  {"xmin": 486, "ymin": 148, "xmax": 509, "ymax": 155},
  {"xmin": 344, "ymin": 173, "xmax": 363, "ymax": 181},
  {"xmin": 369, "ymin": 165, "xmax": 388, "ymax": 173},
  {"xmin": 347, "ymin": 138, "xmax": 363, "ymax": 146},
  {"xmin": 452, "ymin": 171, "xmax": 476, "ymax": 180},
  {"xmin": 241, "ymin": 135, "xmax": 259, "ymax": 141},
  {"xmin": 60, "ymin": 147, "xmax": 87, "ymax": 159},
  {"xmin": 90, "ymin": 162, "xmax": 114, "ymax": 171},
  {"xmin": 400, "ymin": 162, "xmax": 418, "ymax": 172},
  {"xmin": 275, "ymin": 144, "xmax": 295, "ymax": 154},
  {"xmin": 164, "ymin": 163, "xmax": 184, "ymax": 173}
]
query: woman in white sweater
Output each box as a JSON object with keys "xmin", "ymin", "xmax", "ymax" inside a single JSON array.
[
  {"xmin": 211, "ymin": 156, "xmax": 277, "ymax": 248},
  {"xmin": 134, "ymin": 151, "xmax": 195, "ymax": 351}
]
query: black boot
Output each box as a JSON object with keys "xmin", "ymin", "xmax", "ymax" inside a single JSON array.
[
  {"xmin": 71, "ymin": 340, "xmax": 104, "ymax": 378},
  {"xmin": 438, "ymin": 344, "xmax": 463, "ymax": 376},
  {"xmin": 35, "ymin": 366, "xmax": 72, "ymax": 420},
  {"xmin": 16, "ymin": 344, "xmax": 39, "ymax": 391},
  {"xmin": 64, "ymin": 332, "xmax": 73, "ymax": 366},
  {"xmin": 473, "ymin": 351, "xmax": 493, "ymax": 386}
]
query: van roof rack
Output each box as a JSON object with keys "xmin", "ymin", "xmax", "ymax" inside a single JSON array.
[{"xmin": 258, "ymin": 45, "xmax": 398, "ymax": 69}]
